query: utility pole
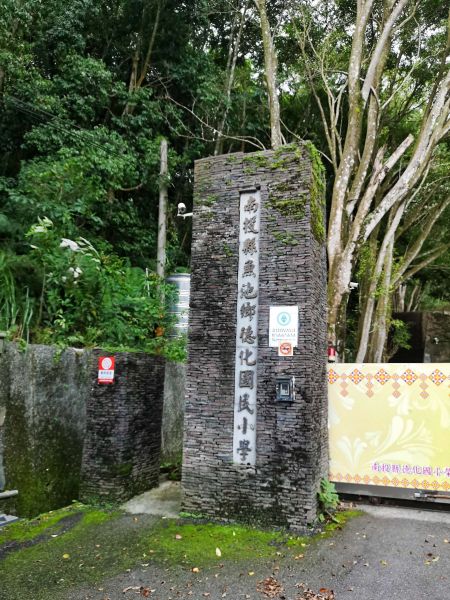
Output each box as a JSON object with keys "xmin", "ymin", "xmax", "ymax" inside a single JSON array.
[{"xmin": 157, "ymin": 138, "xmax": 168, "ymax": 278}]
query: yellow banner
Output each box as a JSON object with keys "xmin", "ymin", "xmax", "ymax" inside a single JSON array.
[{"xmin": 328, "ymin": 363, "xmax": 450, "ymax": 491}]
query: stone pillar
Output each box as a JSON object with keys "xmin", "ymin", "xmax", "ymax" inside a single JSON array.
[
  {"xmin": 80, "ymin": 351, "xmax": 165, "ymax": 503},
  {"xmin": 182, "ymin": 144, "xmax": 328, "ymax": 529}
]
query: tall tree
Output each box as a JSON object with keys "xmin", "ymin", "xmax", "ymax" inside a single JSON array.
[{"xmin": 293, "ymin": 0, "xmax": 450, "ymax": 359}]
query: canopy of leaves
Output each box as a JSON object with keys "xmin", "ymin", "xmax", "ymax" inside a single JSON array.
[{"xmin": 0, "ymin": 0, "xmax": 448, "ymax": 357}]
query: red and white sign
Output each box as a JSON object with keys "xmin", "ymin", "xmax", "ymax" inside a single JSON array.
[
  {"xmin": 328, "ymin": 343, "xmax": 337, "ymax": 363},
  {"xmin": 278, "ymin": 341, "xmax": 293, "ymax": 357},
  {"xmin": 98, "ymin": 356, "xmax": 115, "ymax": 384}
]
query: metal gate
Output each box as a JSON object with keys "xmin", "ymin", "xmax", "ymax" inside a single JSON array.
[{"xmin": 328, "ymin": 363, "xmax": 450, "ymax": 501}]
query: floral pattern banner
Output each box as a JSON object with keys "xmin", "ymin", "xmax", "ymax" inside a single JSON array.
[{"xmin": 328, "ymin": 363, "xmax": 450, "ymax": 491}]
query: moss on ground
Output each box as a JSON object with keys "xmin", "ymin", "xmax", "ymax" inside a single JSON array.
[
  {"xmin": 0, "ymin": 506, "xmax": 361, "ymax": 600},
  {"xmin": 0, "ymin": 503, "xmax": 83, "ymax": 544},
  {"xmin": 0, "ymin": 505, "xmax": 136, "ymax": 600},
  {"xmin": 149, "ymin": 520, "xmax": 292, "ymax": 565}
]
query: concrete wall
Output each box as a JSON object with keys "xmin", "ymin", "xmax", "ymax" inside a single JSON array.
[
  {"xmin": 391, "ymin": 312, "xmax": 450, "ymax": 363},
  {"xmin": 0, "ymin": 344, "xmax": 167, "ymax": 517},
  {"xmin": 0, "ymin": 344, "xmax": 89, "ymax": 517},
  {"xmin": 423, "ymin": 312, "xmax": 450, "ymax": 363},
  {"xmin": 182, "ymin": 144, "xmax": 328, "ymax": 530},
  {"xmin": 161, "ymin": 362, "xmax": 186, "ymax": 463}
]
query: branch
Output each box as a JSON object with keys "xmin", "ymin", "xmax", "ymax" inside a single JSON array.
[
  {"xmin": 215, "ymin": 0, "xmax": 250, "ymax": 154},
  {"xmin": 393, "ymin": 197, "xmax": 450, "ymax": 285},
  {"xmin": 296, "ymin": 19, "xmax": 339, "ymax": 171},
  {"xmin": 327, "ymin": 0, "xmax": 375, "ymax": 263},
  {"xmin": 348, "ymin": 134, "xmax": 413, "ymax": 246},
  {"xmin": 361, "ymin": 0, "xmax": 410, "ymax": 103},
  {"xmin": 166, "ymin": 94, "xmax": 266, "ymax": 150},
  {"xmin": 117, "ymin": 183, "xmax": 144, "ymax": 192},
  {"xmin": 396, "ymin": 174, "xmax": 450, "ymax": 237},
  {"xmin": 402, "ymin": 243, "xmax": 450, "ymax": 281},
  {"xmin": 381, "ymin": 32, "xmax": 423, "ymax": 111},
  {"xmin": 136, "ymin": 1, "xmax": 162, "ymax": 89},
  {"xmin": 363, "ymin": 68, "xmax": 450, "ymax": 241},
  {"xmin": 254, "ymin": 0, "xmax": 283, "ymax": 148},
  {"xmin": 355, "ymin": 199, "xmax": 405, "ymax": 362}
]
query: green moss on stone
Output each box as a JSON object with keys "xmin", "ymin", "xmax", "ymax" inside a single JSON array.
[
  {"xmin": 264, "ymin": 142, "xmax": 325, "ymax": 244},
  {"xmin": 268, "ymin": 195, "xmax": 308, "ymax": 221},
  {"xmin": 242, "ymin": 153, "xmax": 269, "ymax": 169},
  {"xmin": 0, "ymin": 504, "xmax": 82, "ymax": 544},
  {"xmin": 242, "ymin": 148, "xmax": 299, "ymax": 173},
  {"xmin": 0, "ymin": 506, "xmax": 139, "ymax": 600},
  {"xmin": 4, "ymin": 396, "xmax": 83, "ymax": 518},
  {"xmin": 150, "ymin": 520, "xmax": 289, "ymax": 565},
  {"xmin": 110, "ymin": 462, "xmax": 133, "ymax": 477},
  {"xmin": 223, "ymin": 243, "xmax": 234, "ymax": 257},
  {"xmin": 273, "ymin": 231, "xmax": 300, "ymax": 246},
  {"xmin": 305, "ymin": 141, "xmax": 326, "ymax": 244},
  {"xmin": 201, "ymin": 194, "xmax": 219, "ymax": 207}
]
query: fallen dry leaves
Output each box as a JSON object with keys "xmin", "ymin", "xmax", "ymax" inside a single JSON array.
[
  {"xmin": 295, "ymin": 583, "xmax": 335, "ymax": 600},
  {"xmin": 122, "ymin": 586, "xmax": 155, "ymax": 596},
  {"xmin": 257, "ymin": 576, "xmax": 284, "ymax": 598}
]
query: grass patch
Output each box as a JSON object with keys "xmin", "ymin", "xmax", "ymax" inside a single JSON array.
[
  {"xmin": 0, "ymin": 504, "xmax": 83, "ymax": 544},
  {"xmin": 147, "ymin": 509, "xmax": 362, "ymax": 566},
  {"xmin": 0, "ymin": 505, "xmax": 148, "ymax": 600},
  {"xmin": 148, "ymin": 520, "xmax": 288, "ymax": 566}
]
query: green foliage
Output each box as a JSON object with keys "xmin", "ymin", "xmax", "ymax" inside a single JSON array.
[
  {"xmin": 0, "ymin": 0, "xmax": 447, "ymax": 362},
  {"xmin": 161, "ymin": 336, "xmax": 188, "ymax": 363},
  {"xmin": 390, "ymin": 319, "xmax": 412, "ymax": 351},
  {"xmin": 0, "ymin": 0, "xmax": 276, "ymax": 355},
  {"xmin": 160, "ymin": 457, "xmax": 182, "ymax": 481},
  {"xmin": 0, "ymin": 217, "xmax": 183, "ymax": 358},
  {"xmin": 317, "ymin": 479, "xmax": 339, "ymax": 514}
]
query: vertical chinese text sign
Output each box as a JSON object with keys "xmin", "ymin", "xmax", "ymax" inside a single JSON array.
[{"xmin": 233, "ymin": 191, "xmax": 261, "ymax": 465}]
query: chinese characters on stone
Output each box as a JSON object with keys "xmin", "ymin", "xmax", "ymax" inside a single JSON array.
[{"xmin": 233, "ymin": 192, "xmax": 261, "ymax": 465}]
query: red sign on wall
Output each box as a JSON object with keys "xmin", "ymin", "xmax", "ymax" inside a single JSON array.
[
  {"xmin": 98, "ymin": 356, "xmax": 115, "ymax": 384},
  {"xmin": 278, "ymin": 341, "xmax": 293, "ymax": 357}
]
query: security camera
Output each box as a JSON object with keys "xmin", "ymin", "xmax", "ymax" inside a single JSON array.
[
  {"xmin": 177, "ymin": 202, "xmax": 193, "ymax": 219},
  {"xmin": 349, "ymin": 282, "xmax": 359, "ymax": 290}
]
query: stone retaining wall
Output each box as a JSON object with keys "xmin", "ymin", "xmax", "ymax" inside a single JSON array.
[{"xmin": 80, "ymin": 351, "xmax": 165, "ymax": 503}]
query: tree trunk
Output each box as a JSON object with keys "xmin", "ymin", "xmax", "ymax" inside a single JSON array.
[
  {"xmin": 367, "ymin": 238, "xmax": 394, "ymax": 362},
  {"xmin": 214, "ymin": 1, "xmax": 249, "ymax": 155},
  {"xmin": 254, "ymin": 0, "xmax": 283, "ymax": 149}
]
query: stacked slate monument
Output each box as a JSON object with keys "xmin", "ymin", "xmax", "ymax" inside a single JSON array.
[
  {"xmin": 81, "ymin": 351, "xmax": 165, "ymax": 503},
  {"xmin": 182, "ymin": 143, "xmax": 328, "ymax": 529}
]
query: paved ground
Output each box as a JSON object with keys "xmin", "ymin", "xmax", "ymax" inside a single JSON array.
[
  {"xmin": 70, "ymin": 504, "xmax": 450, "ymax": 600},
  {"xmin": 122, "ymin": 481, "xmax": 181, "ymax": 518}
]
